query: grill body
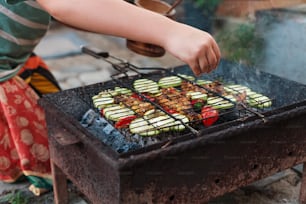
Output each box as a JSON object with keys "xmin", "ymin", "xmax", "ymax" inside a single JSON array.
[{"xmin": 40, "ymin": 60, "xmax": 306, "ymax": 203}]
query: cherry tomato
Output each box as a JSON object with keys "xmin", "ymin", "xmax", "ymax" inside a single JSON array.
[
  {"xmin": 114, "ymin": 115, "xmax": 137, "ymax": 129},
  {"xmin": 201, "ymin": 106, "xmax": 219, "ymax": 127}
]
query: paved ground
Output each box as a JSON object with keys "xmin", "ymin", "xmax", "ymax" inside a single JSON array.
[{"xmin": 1, "ymin": 6, "xmax": 306, "ymax": 203}]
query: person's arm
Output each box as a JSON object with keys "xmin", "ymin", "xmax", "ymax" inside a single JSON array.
[{"xmin": 36, "ymin": 0, "xmax": 220, "ymax": 76}]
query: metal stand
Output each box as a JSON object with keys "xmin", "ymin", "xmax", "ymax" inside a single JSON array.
[{"xmin": 51, "ymin": 160, "xmax": 68, "ymax": 204}]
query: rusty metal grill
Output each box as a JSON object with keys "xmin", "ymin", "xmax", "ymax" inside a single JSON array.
[
  {"xmin": 39, "ymin": 47, "xmax": 306, "ymax": 204},
  {"xmin": 77, "ymin": 47, "xmax": 279, "ymax": 154}
]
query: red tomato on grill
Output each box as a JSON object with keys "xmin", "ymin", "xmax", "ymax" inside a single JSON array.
[
  {"xmin": 115, "ymin": 115, "xmax": 137, "ymax": 129},
  {"xmin": 201, "ymin": 106, "xmax": 219, "ymax": 127}
]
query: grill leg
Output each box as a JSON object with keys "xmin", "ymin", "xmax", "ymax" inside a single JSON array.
[
  {"xmin": 299, "ymin": 163, "xmax": 306, "ymax": 204},
  {"xmin": 51, "ymin": 160, "xmax": 69, "ymax": 204}
]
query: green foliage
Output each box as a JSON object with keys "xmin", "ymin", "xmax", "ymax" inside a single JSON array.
[
  {"xmin": 194, "ymin": 0, "xmax": 223, "ymax": 13},
  {"xmin": 215, "ymin": 23, "xmax": 265, "ymax": 66},
  {"xmin": 0, "ymin": 190, "xmax": 29, "ymax": 204}
]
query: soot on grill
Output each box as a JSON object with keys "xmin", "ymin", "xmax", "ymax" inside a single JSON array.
[{"xmin": 80, "ymin": 109, "xmax": 173, "ymax": 153}]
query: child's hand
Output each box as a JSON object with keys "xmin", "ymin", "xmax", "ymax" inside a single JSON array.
[{"xmin": 164, "ymin": 24, "xmax": 221, "ymax": 76}]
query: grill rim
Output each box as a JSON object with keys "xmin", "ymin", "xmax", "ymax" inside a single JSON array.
[
  {"xmin": 40, "ymin": 88, "xmax": 306, "ymax": 163},
  {"xmin": 39, "ymin": 60, "xmax": 306, "ymax": 162}
]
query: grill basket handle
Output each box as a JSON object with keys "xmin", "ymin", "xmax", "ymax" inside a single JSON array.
[{"xmin": 81, "ymin": 46, "xmax": 109, "ymax": 59}]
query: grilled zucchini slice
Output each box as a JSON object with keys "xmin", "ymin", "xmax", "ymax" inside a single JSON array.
[
  {"xmin": 207, "ymin": 95, "xmax": 236, "ymax": 110},
  {"xmin": 247, "ymin": 92, "xmax": 272, "ymax": 108},
  {"xmin": 178, "ymin": 74, "xmax": 195, "ymax": 81},
  {"xmin": 186, "ymin": 91, "xmax": 207, "ymax": 100},
  {"xmin": 133, "ymin": 79, "xmax": 159, "ymax": 94},
  {"xmin": 93, "ymin": 97, "xmax": 114, "ymax": 109},
  {"xmin": 158, "ymin": 76, "xmax": 182, "ymax": 88},
  {"xmin": 129, "ymin": 118, "xmax": 160, "ymax": 136},
  {"xmin": 114, "ymin": 87, "xmax": 132, "ymax": 95},
  {"xmin": 196, "ymin": 79, "xmax": 213, "ymax": 85},
  {"xmin": 224, "ymin": 84, "xmax": 251, "ymax": 94},
  {"xmin": 103, "ymin": 105, "xmax": 135, "ymax": 121}
]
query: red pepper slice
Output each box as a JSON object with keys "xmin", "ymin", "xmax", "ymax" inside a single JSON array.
[
  {"xmin": 131, "ymin": 93, "xmax": 143, "ymax": 101},
  {"xmin": 201, "ymin": 106, "xmax": 219, "ymax": 127},
  {"xmin": 100, "ymin": 109, "xmax": 104, "ymax": 117},
  {"xmin": 164, "ymin": 108, "xmax": 177, "ymax": 114},
  {"xmin": 114, "ymin": 115, "xmax": 137, "ymax": 129},
  {"xmin": 131, "ymin": 93, "xmax": 155, "ymax": 102},
  {"xmin": 143, "ymin": 94, "xmax": 155, "ymax": 102}
]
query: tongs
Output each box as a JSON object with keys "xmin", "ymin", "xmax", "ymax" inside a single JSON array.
[{"xmin": 81, "ymin": 45, "xmax": 170, "ymax": 77}]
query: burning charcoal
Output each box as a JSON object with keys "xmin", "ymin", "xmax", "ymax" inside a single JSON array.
[
  {"xmin": 103, "ymin": 124, "xmax": 115, "ymax": 135},
  {"xmin": 95, "ymin": 117, "xmax": 109, "ymax": 127},
  {"xmin": 80, "ymin": 109, "xmax": 99, "ymax": 127}
]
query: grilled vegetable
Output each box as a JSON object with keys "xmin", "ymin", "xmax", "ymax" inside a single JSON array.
[
  {"xmin": 171, "ymin": 113, "xmax": 189, "ymax": 131},
  {"xmin": 207, "ymin": 95, "xmax": 236, "ymax": 110},
  {"xmin": 186, "ymin": 91, "xmax": 207, "ymax": 101},
  {"xmin": 148, "ymin": 113, "xmax": 189, "ymax": 132},
  {"xmin": 196, "ymin": 79, "xmax": 213, "ymax": 85},
  {"xmin": 158, "ymin": 76, "xmax": 182, "ymax": 88},
  {"xmin": 224, "ymin": 84, "xmax": 251, "ymax": 94},
  {"xmin": 93, "ymin": 97, "xmax": 114, "ymax": 109},
  {"xmin": 149, "ymin": 115, "xmax": 175, "ymax": 132},
  {"xmin": 103, "ymin": 105, "xmax": 135, "ymax": 121},
  {"xmin": 96, "ymin": 89, "xmax": 119, "ymax": 98},
  {"xmin": 191, "ymin": 99, "xmax": 205, "ymax": 111},
  {"xmin": 247, "ymin": 92, "xmax": 272, "ymax": 108},
  {"xmin": 133, "ymin": 79, "xmax": 159, "ymax": 94},
  {"xmin": 114, "ymin": 87, "xmax": 132, "ymax": 95},
  {"xmin": 129, "ymin": 112, "xmax": 189, "ymax": 136},
  {"xmin": 143, "ymin": 109, "xmax": 165, "ymax": 120},
  {"xmin": 178, "ymin": 74, "xmax": 195, "ymax": 81},
  {"xmin": 114, "ymin": 115, "xmax": 137, "ymax": 129},
  {"xmin": 201, "ymin": 106, "xmax": 219, "ymax": 127},
  {"xmin": 129, "ymin": 118, "xmax": 160, "ymax": 136}
]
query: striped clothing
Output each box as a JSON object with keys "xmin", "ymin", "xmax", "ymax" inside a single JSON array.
[
  {"xmin": 0, "ymin": 0, "xmax": 57, "ymax": 194},
  {"xmin": 0, "ymin": 0, "xmax": 50, "ymax": 82}
]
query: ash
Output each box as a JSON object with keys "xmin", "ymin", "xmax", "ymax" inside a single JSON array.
[{"xmin": 80, "ymin": 109, "xmax": 141, "ymax": 153}]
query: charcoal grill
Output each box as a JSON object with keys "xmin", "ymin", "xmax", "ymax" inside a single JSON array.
[{"xmin": 39, "ymin": 47, "xmax": 306, "ymax": 204}]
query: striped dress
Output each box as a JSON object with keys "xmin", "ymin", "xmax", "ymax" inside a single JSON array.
[{"xmin": 0, "ymin": 0, "xmax": 53, "ymax": 193}]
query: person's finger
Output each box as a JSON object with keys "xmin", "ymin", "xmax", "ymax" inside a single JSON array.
[
  {"xmin": 205, "ymin": 47, "xmax": 218, "ymax": 73},
  {"xmin": 212, "ymin": 40, "xmax": 221, "ymax": 65},
  {"xmin": 189, "ymin": 59, "xmax": 202, "ymax": 76}
]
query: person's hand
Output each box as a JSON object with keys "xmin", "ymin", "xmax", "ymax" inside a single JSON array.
[{"xmin": 164, "ymin": 24, "xmax": 221, "ymax": 76}]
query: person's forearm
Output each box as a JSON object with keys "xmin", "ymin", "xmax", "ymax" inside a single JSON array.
[
  {"xmin": 37, "ymin": 0, "xmax": 221, "ymax": 75},
  {"xmin": 37, "ymin": 0, "xmax": 178, "ymax": 47}
]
